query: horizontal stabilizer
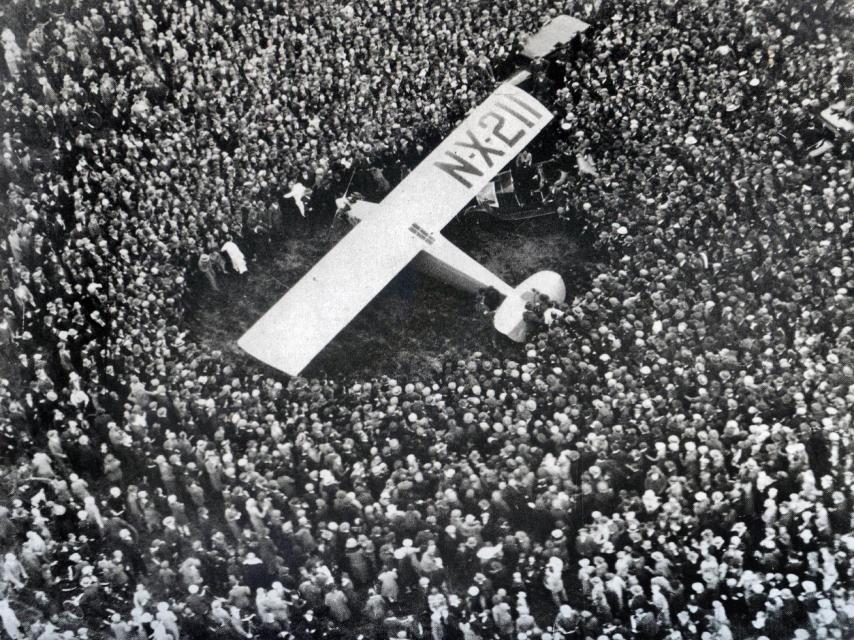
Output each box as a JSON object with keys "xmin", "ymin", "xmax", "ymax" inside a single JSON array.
[{"xmin": 493, "ymin": 271, "xmax": 566, "ymax": 342}]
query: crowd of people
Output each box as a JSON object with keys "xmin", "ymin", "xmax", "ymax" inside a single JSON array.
[{"xmin": 1, "ymin": 0, "xmax": 853, "ymax": 639}]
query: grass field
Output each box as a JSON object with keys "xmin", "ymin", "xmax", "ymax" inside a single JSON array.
[{"xmin": 183, "ymin": 213, "xmax": 600, "ymax": 382}]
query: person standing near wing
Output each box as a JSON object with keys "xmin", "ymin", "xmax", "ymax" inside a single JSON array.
[{"xmin": 197, "ymin": 253, "xmax": 218, "ymax": 291}]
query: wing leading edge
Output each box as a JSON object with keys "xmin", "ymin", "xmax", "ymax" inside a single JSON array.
[{"xmin": 238, "ymin": 84, "xmax": 552, "ymax": 376}]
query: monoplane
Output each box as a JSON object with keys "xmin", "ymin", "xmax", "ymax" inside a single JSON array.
[{"xmin": 239, "ymin": 17, "xmax": 590, "ymax": 376}]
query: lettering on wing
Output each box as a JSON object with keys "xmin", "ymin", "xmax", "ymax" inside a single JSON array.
[{"xmin": 434, "ymin": 94, "xmax": 543, "ymax": 188}]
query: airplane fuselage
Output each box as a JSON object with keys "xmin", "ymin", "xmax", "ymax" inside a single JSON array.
[{"xmin": 349, "ymin": 202, "xmax": 515, "ymax": 296}]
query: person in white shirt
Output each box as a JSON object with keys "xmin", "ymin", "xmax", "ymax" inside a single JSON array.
[{"xmin": 222, "ymin": 240, "xmax": 248, "ymax": 274}]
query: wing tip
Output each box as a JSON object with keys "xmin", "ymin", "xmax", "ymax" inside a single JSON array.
[{"xmin": 237, "ymin": 332, "xmax": 305, "ymax": 378}]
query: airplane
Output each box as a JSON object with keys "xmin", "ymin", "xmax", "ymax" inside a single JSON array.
[{"xmin": 239, "ymin": 18, "xmax": 589, "ymax": 377}]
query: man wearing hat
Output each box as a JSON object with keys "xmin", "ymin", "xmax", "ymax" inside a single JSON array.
[
  {"xmin": 344, "ymin": 537, "xmax": 372, "ymax": 587},
  {"xmin": 544, "ymin": 556, "xmax": 568, "ymax": 606},
  {"xmin": 394, "ymin": 540, "xmax": 419, "ymax": 594},
  {"xmin": 323, "ymin": 583, "xmax": 351, "ymax": 623},
  {"xmin": 363, "ymin": 588, "xmax": 388, "ymax": 625},
  {"xmin": 472, "ymin": 572, "xmax": 495, "ymax": 610},
  {"xmin": 377, "ymin": 566, "xmax": 399, "ymax": 603},
  {"xmin": 554, "ymin": 604, "xmax": 579, "ymax": 639}
]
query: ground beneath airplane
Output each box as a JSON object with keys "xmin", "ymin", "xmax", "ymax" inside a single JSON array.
[{"xmin": 184, "ymin": 215, "xmax": 600, "ymax": 381}]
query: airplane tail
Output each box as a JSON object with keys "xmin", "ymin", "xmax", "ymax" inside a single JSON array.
[{"xmin": 493, "ymin": 271, "xmax": 566, "ymax": 342}]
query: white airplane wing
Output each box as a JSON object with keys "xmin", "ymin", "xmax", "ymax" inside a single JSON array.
[
  {"xmin": 383, "ymin": 83, "xmax": 552, "ymax": 232},
  {"xmin": 237, "ymin": 216, "xmax": 422, "ymax": 376},
  {"xmin": 238, "ymin": 84, "xmax": 552, "ymax": 375}
]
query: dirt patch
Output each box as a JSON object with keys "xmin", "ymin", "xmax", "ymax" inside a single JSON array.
[{"xmin": 183, "ymin": 214, "xmax": 600, "ymax": 382}]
